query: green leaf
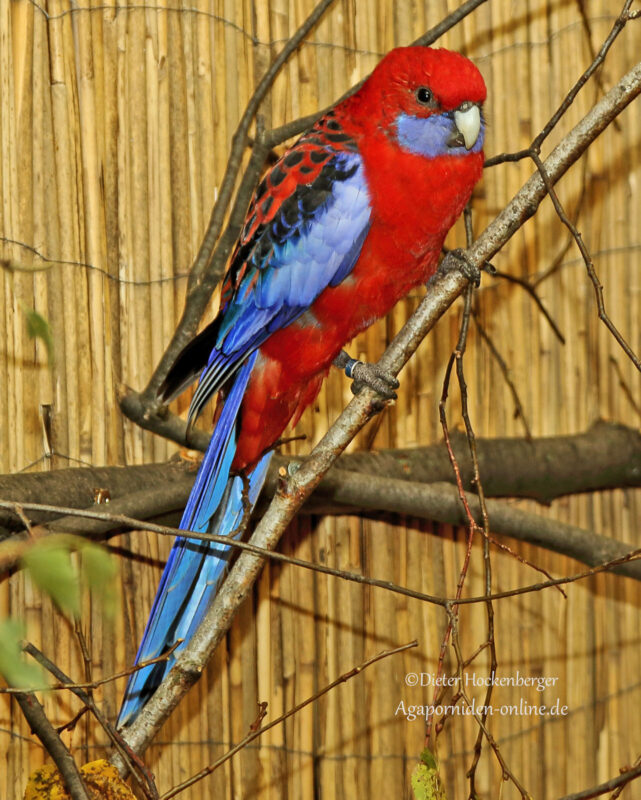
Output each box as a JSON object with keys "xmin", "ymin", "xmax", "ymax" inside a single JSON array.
[
  {"xmin": 411, "ymin": 748, "xmax": 448, "ymax": 800},
  {"xmin": 0, "ymin": 619, "xmax": 47, "ymax": 689},
  {"xmin": 24, "ymin": 308, "xmax": 54, "ymax": 368},
  {"xmin": 21, "ymin": 539, "xmax": 80, "ymax": 616},
  {"xmin": 80, "ymin": 541, "xmax": 118, "ymax": 617}
]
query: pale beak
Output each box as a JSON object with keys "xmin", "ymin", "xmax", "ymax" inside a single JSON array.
[{"xmin": 452, "ymin": 103, "xmax": 481, "ymax": 150}]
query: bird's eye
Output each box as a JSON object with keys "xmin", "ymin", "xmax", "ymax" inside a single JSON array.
[{"xmin": 415, "ymin": 87, "xmax": 433, "ymax": 105}]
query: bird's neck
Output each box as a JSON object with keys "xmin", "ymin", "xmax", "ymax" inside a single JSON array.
[{"xmin": 359, "ymin": 126, "xmax": 483, "ymax": 254}]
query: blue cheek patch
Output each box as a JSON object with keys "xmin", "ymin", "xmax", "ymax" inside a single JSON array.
[{"xmin": 396, "ymin": 113, "xmax": 485, "ymax": 158}]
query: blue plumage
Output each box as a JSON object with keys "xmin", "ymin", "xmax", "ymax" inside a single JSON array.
[
  {"xmin": 395, "ymin": 111, "xmax": 485, "ymax": 158},
  {"xmin": 117, "ymin": 354, "xmax": 270, "ymax": 727},
  {"xmin": 221, "ymin": 151, "xmax": 370, "ymax": 338},
  {"xmin": 118, "ymin": 138, "xmax": 373, "ymax": 727}
]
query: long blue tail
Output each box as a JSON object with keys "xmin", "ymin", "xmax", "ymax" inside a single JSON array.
[{"xmin": 117, "ymin": 352, "xmax": 272, "ymax": 727}]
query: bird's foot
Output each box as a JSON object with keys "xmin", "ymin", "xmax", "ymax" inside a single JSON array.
[
  {"xmin": 440, "ymin": 248, "xmax": 481, "ymax": 287},
  {"xmin": 333, "ymin": 350, "xmax": 399, "ymax": 400}
]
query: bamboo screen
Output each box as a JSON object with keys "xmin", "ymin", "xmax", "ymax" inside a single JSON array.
[{"xmin": 1, "ymin": 1, "xmax": 640, "ymax": 798}]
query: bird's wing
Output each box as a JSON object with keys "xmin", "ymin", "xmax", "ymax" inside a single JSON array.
[{"xmin": 158, "ymin": 116, "xmax": 371, "ymax": 419}]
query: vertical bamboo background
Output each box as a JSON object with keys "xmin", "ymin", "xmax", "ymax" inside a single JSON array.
[{"xmin": 1, "ymin": 1, "xmax": 640, "ymax": 797}]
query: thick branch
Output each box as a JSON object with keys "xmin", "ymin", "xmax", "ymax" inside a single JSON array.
[
  {"xmin": 114, "ymin": 60, "xmax": 641, "ymax": 760},
  {"xmin": 2, "ymin": 422, "xmax": 638, "ymax": 537},
  {"xmin": 309, "ymin": 472, "xmax": 641, "ymax": 580},
  {"xmin": 2, "ymin": 424, "xmax": 639, "ymax": 583},
  {"xmin": 0, "ymin": 461, "xmax": 195, "ymax": 534},
  {"xmin": 300, "ymin": 420, "xmax": 641, "ymax": 505},
  {"xmin": 117, "ymin": 389, "xmax": 210, "ymax": 455},
  {"xmin": 3, "ymin": 470, "xmax": 641, "ymax": 583}
]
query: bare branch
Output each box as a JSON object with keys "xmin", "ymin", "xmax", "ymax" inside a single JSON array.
[
  {"xmin": 0, "ymin": 642, "xmax": 182, "ymax": 695},
  {"xmin": 23, "ymin": 643, "xmax": 159, "ymax": 800},
  {"xmin": 2, "ymin": 426, "xmax": 639, "ymax": 584},
  {"xmin": 530, "ymin": 149, "xmax": 640, "ymax": 370},
  {"xmin": 556, "ymin": 758, "xmax": 641, "ymax": 799},
  {"xmin": 12, "ymin": 691, "xmax": 90, "ymax": 800},
  {"xmin": 2, "ymin": 423, "xmax": 638, "ymax": 537},
  {"xmin": 490, "ymin": 269, "xmax": 566, "ymax": 344},
  {"xmin": 472, "ymin": 312, "xmax": 533, "ymax": 438}
]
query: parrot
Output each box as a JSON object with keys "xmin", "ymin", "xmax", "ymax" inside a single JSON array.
[{"xmin": 117, "ymin": 45, "xmax": 486, "ymax": 727}]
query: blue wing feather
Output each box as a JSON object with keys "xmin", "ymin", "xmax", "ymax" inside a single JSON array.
[
  {"xmin": 117, "ymin": 354, "xmax": 267, "ymax": 727},
  {"xmin": 118, "ymin": 139, "xmax": 372, "ymax": 728},
  {"xmin": 187, "ymin": 149, "xmax": 371, "ymax": 421}
]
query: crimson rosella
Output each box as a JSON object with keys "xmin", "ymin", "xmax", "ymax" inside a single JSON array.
[{"xmin": 118, "ymin": 45, "xmax": 486, "ymax": 726}]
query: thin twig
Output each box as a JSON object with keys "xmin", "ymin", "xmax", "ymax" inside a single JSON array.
[
  {"xmin": 576, "ymin": 0, "xmax": 621, "ymax": 130},
  {"xmin": 609, "ymin": 356, "xmax": 641, "ymax": 418},
  {"xmin": 0, "ymin": 499, "xmax": 448, "ymax": 609},
  {"xmin": 428, "ymin": 289, "xmax": 482, "ymax": 744},
  {"xmin": 486, "ymin": 534, "xmax": 567, "ymax": 598},
  {"xmin": 609, "ymin": 754, "xmax": 641, "ymax": 799},
  {"xmin": 530, "ymin": 150, "xmax": 640, "ymax": 371},
  {"xmin": 490, "ymin": 270, "xmax": 566, "ymax": 344},
  {"xmin": 159, "ymin": 641, "xmax": 417, "ymax": 800},
  {"xmin": 531, "ymin": 151, "xmax": 589, "ymax": 288},
  {"xmin": 456, "ymin": 548, "xmax": 641, "ymax": 604},
  {"xmin": 531, "ymin": 0, "xmax": 634, "ymax": 153},
  {"xmin": 472, "ymin": 312, "xmax": 533, "ymax": 438},
  {"xmin": 450, "ymin": 622, "xmax": 531, "ymax": 799},
  {"xmin": 72, "ymin": 619, "xmax": 93, "ymax": 753},
  {"xmin": 486, "ymin": 3, "xmax": 641, "ymax": 370},
  {"xmin": 1, "ymin": 641, "xmax": 182, "ymax": 695},
  {"xmin": 485, "ymin": 1, "xmax": 635, "ymax": 171},
  {"xmin": 557, "ymin": 758, "xmax": 641, "ymax": 799}
]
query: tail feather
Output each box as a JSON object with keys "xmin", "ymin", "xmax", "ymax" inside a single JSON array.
[{"xmin": 117, "ymin": 352, "xmax": 271, "ymax": 727}]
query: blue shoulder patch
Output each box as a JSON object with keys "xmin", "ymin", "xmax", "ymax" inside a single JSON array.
[{"xmin": 188, "ymin": 151, "xmax": 371, "ymax": 421}]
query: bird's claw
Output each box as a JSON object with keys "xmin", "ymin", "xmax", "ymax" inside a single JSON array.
[
  {"xmin": 334, "ymin": 351, "xmax": 399, "ymax": 400},
  {"xmin": 350, "ymin": 360, "xmax": 399, "ymax": 400},
  {"xmin": 441, "ymin": 248, "xmax": 481, "ymax": 287}
]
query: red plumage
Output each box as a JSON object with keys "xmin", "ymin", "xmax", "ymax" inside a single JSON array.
[{"xmin": 231, "ymin": 47, "xmax": 486, "ymax": 469}]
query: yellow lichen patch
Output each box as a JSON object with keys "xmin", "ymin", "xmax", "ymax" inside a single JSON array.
[{"xmin": 24, "ymin": 760, "xmax": 135, "ymax": 800}]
